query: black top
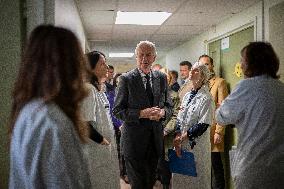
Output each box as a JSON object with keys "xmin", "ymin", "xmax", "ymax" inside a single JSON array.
[
  {"xmin": 170, "ymin": 82, "xmax": 180, "ymax": 92},
  {"xmin": 88, "ymin": 121, "xmax": 103, "ymax": 143}
]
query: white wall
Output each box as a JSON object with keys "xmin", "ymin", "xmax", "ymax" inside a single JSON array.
[
  {"xmin": 165, "ymin": 1, "xmax": 264, "ymax": 71},
  {"xmin": 0, "ymin": 1, "xmax": 22, "ymax": 187},
  {"xmin": 264, "ymin": 0, "xmax": 284, "ymax": 40},
  {"xmin": 166, "ymin": 34, "xmax": 205, "ymax": 70},
  {"xmin": 156, "ymin": 56, "xmax": 167, "ymax": 67},
  {"xmin": 26, "ymin": 0, "xmax": 55, "ymax": 35},
  {"xmin": 265, "ymin": 0, "xmax": 284, "ymax": 82},
  {"xmin": 55, "ymin": 0, "xmax": 88, "ymax": 52}
]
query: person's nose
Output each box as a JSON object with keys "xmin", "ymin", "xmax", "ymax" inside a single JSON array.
[{"xmin": 141, "ymin": 56, "xmax": 148, "ymax": 63}]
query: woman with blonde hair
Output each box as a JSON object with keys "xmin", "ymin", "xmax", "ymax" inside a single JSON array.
[{"xmin": 172, "ymin": 63, "xmax": 214, "ymax": 189}]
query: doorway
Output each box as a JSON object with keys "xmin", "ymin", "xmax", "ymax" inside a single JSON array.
[{"xmin": 208, "ymin": 26, "xmax": 254, "ymax": 189}]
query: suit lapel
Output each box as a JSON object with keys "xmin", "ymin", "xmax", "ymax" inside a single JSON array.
[{"xmin": 178, "ymin": 79, "xmax": 188, "ymax": 93}]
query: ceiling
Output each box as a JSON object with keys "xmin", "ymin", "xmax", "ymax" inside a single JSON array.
[{"xmin": 75, "ymin": 0, "xmax": 260, "ymax": 64}]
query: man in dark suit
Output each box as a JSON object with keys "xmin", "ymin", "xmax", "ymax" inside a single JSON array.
[{"xmin": 113, "ymin": 41, "xmax": 173, "ymax": 189}]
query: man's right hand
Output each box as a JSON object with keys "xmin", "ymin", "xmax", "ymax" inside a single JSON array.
[
  {"xmin": 100, "ymin": 138, "xmax": 110, "ymax": 145},
  {"xmin": 173, "ymin": 134, "xmax": 182, "ymax": 157},
  {"xmin": 139, "ymin": 107, "xmax": 160, "ymax": 119}
]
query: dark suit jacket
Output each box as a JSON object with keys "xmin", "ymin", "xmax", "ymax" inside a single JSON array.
[
  {"xmin": 113, "ymin": 68, "xmax": 173, "ymax": 159},
  {"xmin": 170, "ymin": 82, "xmax": 180, "ymax": 92}
]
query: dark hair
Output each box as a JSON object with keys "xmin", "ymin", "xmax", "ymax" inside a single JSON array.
[
  {"xmin": 241, "ymin": 42, "xmax": 279, "ymax": 79},
  {"xmin": 113, "ymin": 73, "xmax": 122, "ymax": 88},
  {"xmin": 108, "ymin": 65, "xmax": 114, "ymax": 70},
  {"xmin": 9, "ymin": 25, "xmax": 88, "ymax": 142},
  {"xmin": 86, "ymin": 50, "xmax": 106, "ymax": 90},
  {"xmin": 198, "ymin": 54, "xmax": 213, "ymax": 65},
  {"xmin": 170, "ymin": 70, "xmax": 179, "ymax": 79},
  {"xmin": 179, "ymin": 61, "xmax": 192, "ymax": 69}
]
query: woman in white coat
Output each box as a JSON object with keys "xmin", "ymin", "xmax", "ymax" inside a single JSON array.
[
  {"xmin": 81, "ymin": 51, "xmax": 120, "ymax": 189},
  {"xmin": 216, "ymin": 42, "xmax": 284, "ymax": 189},
  {"xmin": 172, "ymin": 63, "xmax": 214, "ymax": 189},
  {"xmin": 9, "ymin": 25, "xmax": 92, "ymax": 189}
]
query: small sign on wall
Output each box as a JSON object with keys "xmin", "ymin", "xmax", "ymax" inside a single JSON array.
[{"xmin": 221, "ymin": 37, "xmax": 230, "ymax": 50}]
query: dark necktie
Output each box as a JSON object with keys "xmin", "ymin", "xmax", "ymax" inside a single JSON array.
[
  {"xmin": 186, "ymin": 89, "xmax": 199, "ymax": 106},
  {"xmin": 145, "ymin": 74, "xmax": 154, "ymax": 106}
]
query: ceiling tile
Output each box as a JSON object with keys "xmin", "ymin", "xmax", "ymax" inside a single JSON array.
[
  {"xmin": 85, "ymin": 24, "xmax": 112, "ymax": 35},
  {"xmin": 81, "ymin": 10, "xmax": 115, "ymax": 26},
  {"xmin": 157, "ymin": 25, "xmax": 205, "ymax": 35},
  {"xmin": 76, "ymin": 0, "xmax": 117, "ymax": 11},
  {"xmin": 178, "ymin": 0, "xmax": 260, "ymax": 14},
  {"xmin": 165, "ymin": 12, "xmax": 230, "ymax": 26},
  {"xmin": 113, "ymin": 25, "xmax": 159, "ymax": 34},
  {"xmin": 76, "ymin": 0, "xmax": 262, "ymax": 65},
  {"xmin": 87, "ymin": 33, "xmax": 112, "ymax": 41},
  {"xmin": 117, "ymin": 0, "xmax": 184, "ymax": 12}
]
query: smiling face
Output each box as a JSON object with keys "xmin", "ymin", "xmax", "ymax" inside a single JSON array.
[
  {"xmin": 107, "ymin": 67, "xmax": 114, "ymax": 80},
  {"xmin": 199, "ymin": 57, "xmax": 214, "ymax": 72},
  {"xmin": 136, "ymin": 43, "xmax": 156, "ymax": 74},
  {"xmin": 189, "ymin": 67, "xmax": 202, "ymax": 83},
  {"xmin": 180, "ymin": 65, "xmax": 190, "ymax": 80},
  {"xmin": 94, "ymin": 54, "xmax": 108, "ymax": 79}
]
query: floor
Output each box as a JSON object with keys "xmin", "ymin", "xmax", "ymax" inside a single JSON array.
[{"xmin": 120, "ymin": 179, "xmax": 163, "ymax": 189}]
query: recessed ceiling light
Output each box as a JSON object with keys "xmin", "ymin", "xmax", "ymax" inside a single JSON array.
[
  {"xmin": 115, "ymin": 11, "xmax": 172, "ymax": 25},
  {"xmin": 109, "ymin": 53, "xmax": 134, "ymax": 58}
]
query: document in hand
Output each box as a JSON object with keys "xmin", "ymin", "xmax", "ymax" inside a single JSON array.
[{"xmin": 168, "ymin": 149, "xmax": 197, "ymax": 177}]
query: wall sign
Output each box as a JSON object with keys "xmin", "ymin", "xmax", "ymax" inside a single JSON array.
[{"xmin": 221, "ymin": 37, "xmax": 230, "ymax": 50}]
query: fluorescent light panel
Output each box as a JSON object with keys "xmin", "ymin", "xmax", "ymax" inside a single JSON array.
[
  {"xmin": 115, "ymin": 11, "xmax": 172, "ymax": 25},
  {"xmin": 109, "ymin": 53, "xmax": 134, "ymax": 58}
]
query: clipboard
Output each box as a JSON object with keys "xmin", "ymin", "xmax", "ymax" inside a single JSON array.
[{"xmin": 168, "ymin": 148, "xmax": 197, "ymax": 177}]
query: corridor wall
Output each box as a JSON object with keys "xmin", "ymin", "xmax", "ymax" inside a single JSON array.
[{"xmin": 0, "ymin": 0, "xmax": 22, "ymax": 188}]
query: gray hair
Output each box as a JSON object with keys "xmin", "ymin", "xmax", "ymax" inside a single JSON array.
[
  {"xmin": 135, "ymin": 40, "xmax": 157, "ymax": 56},
  {"xmin": 192, "ymin": 62, "xmax": 211, "ymax": 85}
]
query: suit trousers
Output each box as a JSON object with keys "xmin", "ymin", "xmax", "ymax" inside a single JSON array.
[
  {"xmin": 211, "ymin": 152, "xmax": 225, "ymax": 189},
  {"xmin": 124, "ymin": 132, "xmax": 158, "ymax": 189}
]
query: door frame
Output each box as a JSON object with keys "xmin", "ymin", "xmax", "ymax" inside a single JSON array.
[{"xmin": 205, "ymin": 21, "xmax": 255, "ymax": 54}]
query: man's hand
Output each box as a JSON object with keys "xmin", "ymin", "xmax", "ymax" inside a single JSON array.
[
  {"xmin": 213, "ymin": 133, "xmax": 223, "ymax": 144},
  {"xmin": 140, "ymin": 107, "xmax": 165, "ymax": 121},
  {"xmin": 100, "ymin": 138, "xmax": 110, "ymax": 145},
  {"xmin": 149, "ymin": 107, "xmax": 165, "ymax": 121},
  {"xmin": 173, "ymin": 134, "xmax": 182, "ymax": 157},
  {"xmin": 139, "ymin": 108, "xmax": 155, "ymax": 118}
]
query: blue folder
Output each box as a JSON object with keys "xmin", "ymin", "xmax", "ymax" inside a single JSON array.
[{"xmin": 168, "ymin": 148, "xmax": 197, "ymax": 177}]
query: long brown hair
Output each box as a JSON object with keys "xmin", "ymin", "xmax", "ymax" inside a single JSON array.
[
  {"xmin": 9, "ymin": 25, "xmax": 88, "ymax": 142},
  {"xmin": 241, "ymin": 42, "xmax": 280, "ymax": 79}
]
